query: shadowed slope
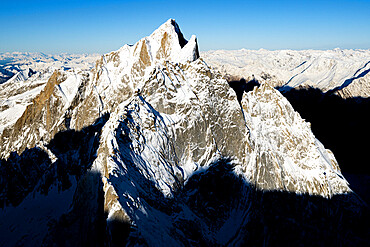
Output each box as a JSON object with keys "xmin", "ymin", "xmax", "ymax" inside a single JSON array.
[
  {"xmin": 107, "ymin": 156, "xmax": 369, "ymax": 246},
  {"xmin": 278, "ymin": 86, "xmax": 370, "ymax": 176},
  {"xmin": 0, "ymin": 114, "xmax": 109, "ymax": 247}
]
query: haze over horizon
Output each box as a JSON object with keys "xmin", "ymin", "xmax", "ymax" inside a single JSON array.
[{"xmin": 1, "ymin": 0, "xmax": 370, "ymax": 54}]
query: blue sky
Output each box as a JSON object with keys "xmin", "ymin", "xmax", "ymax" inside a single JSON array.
[{"xmin": 1, "ymin": 0, "xmax": 369, "ymax": 53}]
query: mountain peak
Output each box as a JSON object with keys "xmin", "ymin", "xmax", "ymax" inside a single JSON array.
[
  {"xmin": 142, "ymin": 18, "xmax": 199, "ymax": 63},
  {"xmin": 162, "ymin": 18, "xmax": 187, "ymax": 48}
]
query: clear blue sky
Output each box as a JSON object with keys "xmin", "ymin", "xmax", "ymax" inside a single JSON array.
[{"xmin": 1, "ymin": 0, "xmax": 369, "ymax": 54}]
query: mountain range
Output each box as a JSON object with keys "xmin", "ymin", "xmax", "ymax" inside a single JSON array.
[
  {"xmin": 0, "ymin": 19, "xmax": 368, "ymax": 246},
  {"xmin": 0, "ymin": 52, "xmax": 99, "ymax": 84},
  {"xmin": 202, "ymin": 48, "xmax": 370, "ymax": 98}
]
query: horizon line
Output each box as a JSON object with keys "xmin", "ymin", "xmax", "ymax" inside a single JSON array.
[{"xmin": 2, "ymin": 47, "xmax": 370, "ymax": 56}]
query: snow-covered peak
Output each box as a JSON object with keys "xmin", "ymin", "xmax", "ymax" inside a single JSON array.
[
  {"xmin": 147, "ymin": 18, "xmax": 190, "ymax": 58},
  {"xmin": 116, "ymin": 19, "xmax": 199, "ymax": 66}
]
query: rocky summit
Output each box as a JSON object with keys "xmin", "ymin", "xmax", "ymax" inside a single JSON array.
[{"xmin": 0, "ymin": 19, "xmax": 368, "ymax": 247}]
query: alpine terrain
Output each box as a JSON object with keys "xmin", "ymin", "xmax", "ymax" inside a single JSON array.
[
  {"xmin": 0, "ymin": 19, "xmax": 368, "ymax": 246},
  {"xmin": 201, "ymin": 49, "xmax": 370, "ymax": 98},
  {"xmin": 0, "ymin": 52, "xmax": 100, "ymax": 84},
  {"xmin": 201, "ymin": 49, "xmax": 370, "ymax": 202}
]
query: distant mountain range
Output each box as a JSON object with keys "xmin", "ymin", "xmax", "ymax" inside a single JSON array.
[
  {"xmin": 0, "ymin": 52, "xmax": 100, "ymax": 84},
  {"xmin": 202, "ymin": 48, "xmax": 370, "ymax": 98}
]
